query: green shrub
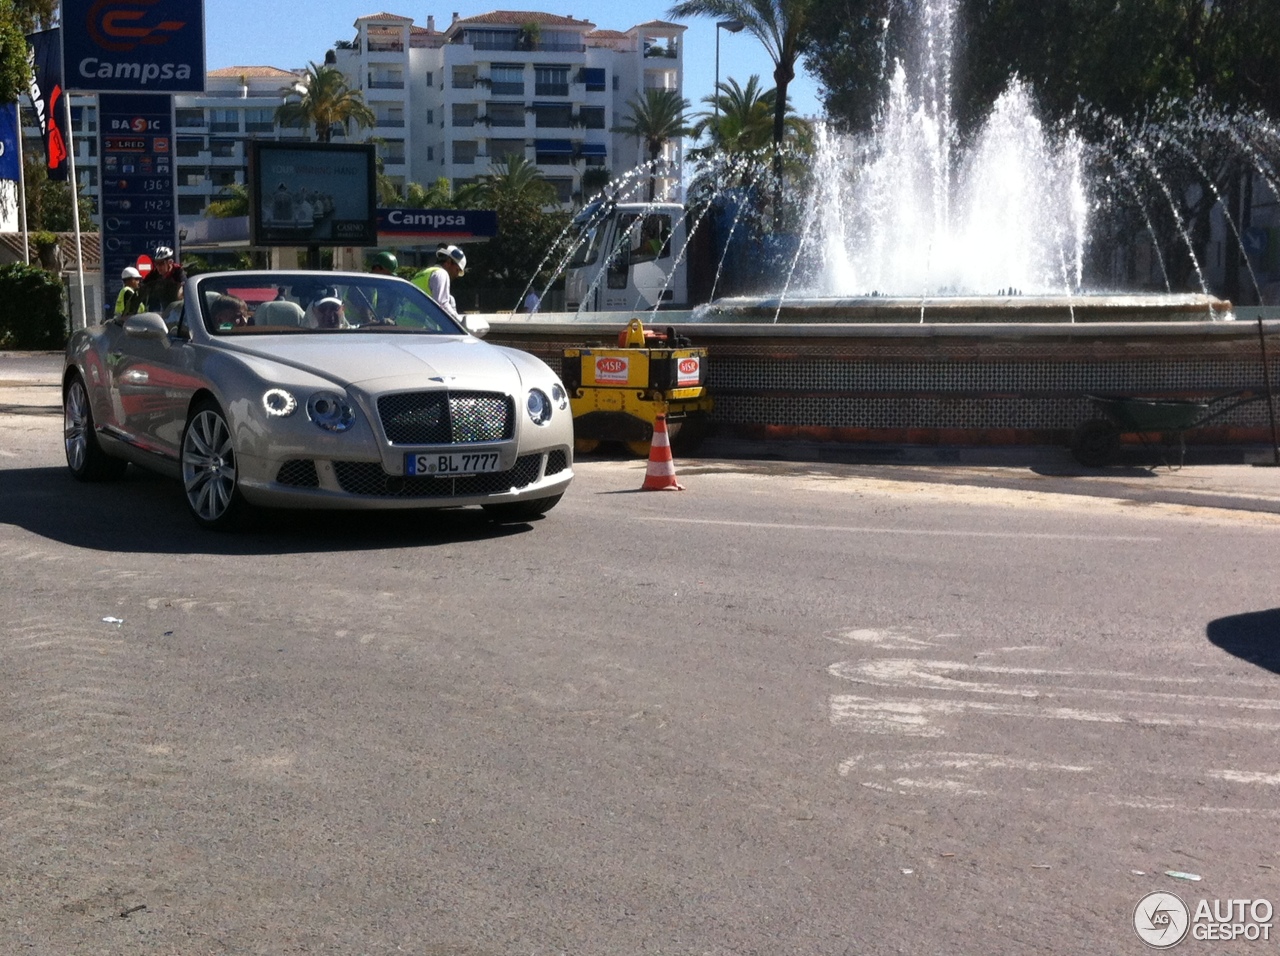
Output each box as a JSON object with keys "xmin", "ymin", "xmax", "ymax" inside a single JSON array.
[{"xmin": 0, "ymin": 262, "xmax": 67, "ymax": 350}]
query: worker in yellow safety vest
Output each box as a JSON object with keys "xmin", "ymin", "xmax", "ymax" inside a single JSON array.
[{"xmin": 411, "ymin": 244, "xmax": 466, "ymax": 323}]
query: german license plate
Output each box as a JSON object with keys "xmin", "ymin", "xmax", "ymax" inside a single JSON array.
[{"xmin": 406, "ymin": 451, "xmax": 501, "ymax": 476}]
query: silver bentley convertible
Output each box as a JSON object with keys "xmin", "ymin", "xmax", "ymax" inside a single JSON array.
[{"xmin": 63, "ymin": 271, "xmax": 574, "ymax": 530}]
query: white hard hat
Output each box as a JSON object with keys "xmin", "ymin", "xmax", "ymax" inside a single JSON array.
[
  {"xmin": 121, "ymin": 266, "xmax": 141, "ymax": 280},
  {"xmin": 436, "ymin": 244, "xmax": 466, "ymax": 276}
]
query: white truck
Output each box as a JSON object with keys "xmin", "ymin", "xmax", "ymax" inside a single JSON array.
[{"xmin": 564, "ymin": 201, "xmax": 689, "ymax": 312}]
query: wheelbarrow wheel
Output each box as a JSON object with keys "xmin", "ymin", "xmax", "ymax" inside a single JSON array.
[{"xmin": 1071, "ymin": 418, "xmax": 1121, "ymax": 467}]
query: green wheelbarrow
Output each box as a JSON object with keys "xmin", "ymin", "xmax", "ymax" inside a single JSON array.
[{"xmin": 1070, "ymin": 391, "xmax": 1268, "ymax": 468}]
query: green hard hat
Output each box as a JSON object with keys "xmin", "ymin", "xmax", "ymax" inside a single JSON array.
[{"xmin": 371, "ymin": 251, "xmax": 398, "ymax": 271}]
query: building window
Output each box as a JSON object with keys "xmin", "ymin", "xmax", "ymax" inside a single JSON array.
[
  {"xmin": 490, "ymin": 139, "xmax": 525, "ymax": 162},
  {"xmin": 488, "ymin": 103, "xmax": 524, "ymax": 128},
  {"xmin": 426, "ymin": 146, "xmax": 434, "ymax": 161},
  {"xmin": 452, "ymin": 104, "xmax": 477, "ymax": 127},
  {"xmin": 426, "ymin": 109, "xmax": 433, "ymax": 125},
  {"xmin": 178, "ymin": 196, "xmax": 205, "ymax": 216},
  {"xmin": 369, "ymin": 70, "xmax": 404, "ymax": 89},
  {"xmin": 532, "ymin": 103, "xmax": 571, "ymax": 128},
  {"xmin": 78, "ymin": 167, "xmax": 97, "ymax": 187},
  {"xmin": 209, "ymin": 139, "xmax": 237, "ymax": 159},
  {"xmin": 244, "ymin": 108, "xmax": 274, "ymax": 133},
  {"xmin": 176, "ymin": 136, "xmax": 203, "ymax": 158},
  {"xmin": 613, "ymin": 76, "xmax": 620, "ymax": 91},
  {"xmin": 535, "ymin": 139, "xmax": 574, "ymax": 165},
  {"xmin": 490, "ymin": 63, "xmax": 524, "ymax": 96},
  {"xmin": 535, "ymin": 65, "xmax": 569, "ymax": 97},
  {"xmin": 580, "ymin": 68, "xmax": 606, "ymax": 92},
  {"xmin": 580, "ymin": 106, "xmax": 605, "ymax": 129},
  {"xmin": 452, "ymin": 66, "xmax": 476, "ymax": 89},
  {"xmin": 208, "ymin": 109, "xmax": 239, "ymax": 133},
  {"xmin": 453, "ymin": 141, "xmax": 477, "ymax": 164},
  {"xmin": 425, "ymin": 72, "xmax": 433, "ymax": 86},
  {"xmin": 377, "ymin": 107, "xmax": 405, "ymax": 128},
  {"xmin": 211, "ymin": 169, "xmax": 238, "ymax": 187},
  {"xmin": 381, "ymin": 138, "xmax": 406, "ymax": 164},
  {"xmin": 546, "ymin": 177, "xmax": 573, "ymax": 204},
  {"xmin": 176, "ymin": 108, "xmax": 205, "ymax": 129}
]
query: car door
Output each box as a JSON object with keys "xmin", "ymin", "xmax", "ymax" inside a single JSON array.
[{"xmin": 107, "ymin": 313, "xmax": 201, "ymax": 461}]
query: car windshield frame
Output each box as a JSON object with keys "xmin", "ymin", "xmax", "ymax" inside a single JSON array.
[{"xmin": 193, "ymin": 273, "xmax": 466, "ymax": 337}]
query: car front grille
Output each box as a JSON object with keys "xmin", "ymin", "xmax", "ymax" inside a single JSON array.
[
  {"xmin": 377, "ymin": 391, "xmax": 514, "ymax": 445},
  {"xmin": 333, "ymin": 454, "xmax": 543, "ymax": 498},
  {"xmin": 276, "ymin": 459, "xmax": 320, "ymax": 487},
  {"xmin": 545, "ymin": 449, "xmax": 568, "ymax": 476}
]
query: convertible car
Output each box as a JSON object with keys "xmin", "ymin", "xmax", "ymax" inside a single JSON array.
[{"xmin": 63, "ymin": 271, "xmax": 574, "ymax": 530}]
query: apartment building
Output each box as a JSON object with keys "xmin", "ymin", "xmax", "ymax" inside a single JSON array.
[
  {"xmin": 331, "ymin": 10, "xmax": 685, "ymax": 205},
  {"xmin": 49, "ymin": 9, "xmax": 684, "ymax": 231}
]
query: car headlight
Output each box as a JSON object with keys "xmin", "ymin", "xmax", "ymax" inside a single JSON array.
[
  {"xmin": 526, "ymin": 388, "xmax": 552, "ymax": 425},
  {"xmin": 262, "ymin": 388, "xmax": 298, "ymax": 417},
  {"xmin": 551, "ymin": 382, "xmax": 568, "ymax": 410},
  {"xmin": 307, "ymin": 391, "xmax": 356, "ymax": 432}
]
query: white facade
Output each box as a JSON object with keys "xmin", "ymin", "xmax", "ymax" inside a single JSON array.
[
  {"xmin": 332, "ymin": 11, "xmax": 685, "ymax": 206},
  {"xmin": 48, "ymin": 10, "xmax": 684, "ymax": 231}
]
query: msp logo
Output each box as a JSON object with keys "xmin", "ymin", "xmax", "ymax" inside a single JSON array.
[
  {"xmin": 86, "ymin": 0, "xmax": 186, "ymax": 53},
  {"xmin": 1134, "ymin": 892, "xmax": 1190, "ymax": 948}
]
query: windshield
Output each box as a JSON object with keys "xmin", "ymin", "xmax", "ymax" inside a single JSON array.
[{"xmin": 194, "ymin": 273, "xmax": 465, "ymax": 336}]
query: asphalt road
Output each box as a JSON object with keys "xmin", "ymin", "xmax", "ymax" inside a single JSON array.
[{"xmin": 3, "ymin": 375, "xmax": 1280, "ymax": 954}]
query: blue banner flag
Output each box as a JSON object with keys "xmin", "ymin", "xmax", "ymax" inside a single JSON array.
[
  {"xmin": 26, "ymin": 28, "xmax": 69, "ymax": 181},
  {"xmin": 0, "ymin": 103, "xmax": 20, "ymax": 181}
]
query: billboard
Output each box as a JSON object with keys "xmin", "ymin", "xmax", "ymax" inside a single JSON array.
[
  {"xmin": 98, "ymin": 94, "xmax": 175, "ymax": 296},
  {"xmin": 250, "ymin": 142, "xmax": 378, "ymax": 247},
  {"xmin": 62, "ymin": 0, "xmax": 205, "ymax": 93}
]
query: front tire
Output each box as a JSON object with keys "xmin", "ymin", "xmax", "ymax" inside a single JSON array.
[
  {"xmin": 64, "ymin": 374, "xmax": 128, "ymax": 482},
  {"xmin": 482, "ymin": 493, "xmax": 563, "ymax": 523},
  {"xmin": 181, "ymin": 399, "xmax": 249, "ymax": 530}
]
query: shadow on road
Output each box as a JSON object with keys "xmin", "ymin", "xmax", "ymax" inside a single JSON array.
[
  {"xmin": 1206, "ymin": 609, "xmax": 1280, "ymax": 674},
  {"xmin": 0, "ymin": 465, "xmax": 536, "ymax": 556}
]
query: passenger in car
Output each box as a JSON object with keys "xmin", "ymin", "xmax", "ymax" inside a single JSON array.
[
  {"xmin": 307, "ymin": 294, "xmax": 350, "ymax": 329},
  {"xmin": 209, "ymin": 294, "xmax": 252, "ymax": 329}
]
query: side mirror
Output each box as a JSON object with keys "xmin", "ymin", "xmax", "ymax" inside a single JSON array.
[
  {"xmin": 463, "ymin": 314, "xmax": 490, "ymax": 338},
  {"xmin": 123, "ymin": 312, "xmax": 170, "ymax": 340}
]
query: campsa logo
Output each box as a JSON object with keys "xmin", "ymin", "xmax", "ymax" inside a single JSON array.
[{"xmin": 86, "ymin": 0, "xmax": 186, "ymax": 53}]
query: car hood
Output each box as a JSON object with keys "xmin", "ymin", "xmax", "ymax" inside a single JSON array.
[{"xmin": 229, "ymin": 335, "xmax": 521, "ymax": 392}]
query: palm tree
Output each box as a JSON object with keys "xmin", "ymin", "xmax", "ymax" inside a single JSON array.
[
  {"xmin": 667, "ymin": 0, "xmax": 815, "ymax": 215},
  {"xmin": 691, "ymin": 74, "xmax": 812, "ymax": 158},
  {"xmin": 405, "ymin": 177, "xmax": 458, "ymax": 209},
  {"xmin": 205, "ymin": 183, "xmax": 249, "ymax": 218},
  {"xmin": 274, "ymin": 63, "xmax": 375, "ymax": 143},
  {"xmin": 613, "ymin": 89, "xmax": 691, "ymax": 200},
  {"xmin": 475, "ymin": 155, "xmax": 558, "ymax": 208}
]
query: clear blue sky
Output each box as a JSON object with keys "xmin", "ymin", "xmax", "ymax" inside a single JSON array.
[{"xmin": 203, "ymin": 0, "xmax": 824, "ymax": 120}]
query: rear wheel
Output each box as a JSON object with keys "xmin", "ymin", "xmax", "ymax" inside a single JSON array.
[
  {"xmin": 1071, "ymin": 418, "xmax": 1120, "ymax": 467},
  {"xmin": 181, "ymin": 399, "xmax": 250, "ymax": 530},
  {"xmin": 482, "ymin": 494, "xmax": 563, "ymax": 523},
  {"xmin": 63, "ymin": 374, "xmax": 128, "ymax": 481}
]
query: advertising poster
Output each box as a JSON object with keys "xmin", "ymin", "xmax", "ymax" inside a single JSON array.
[
  {"xmin": 98, "ymin": 94, "xmax": 175, "ymax": 299},
  {"xmin": 251, "ymin": 142, "xmax": 377, "ymax": 246}
]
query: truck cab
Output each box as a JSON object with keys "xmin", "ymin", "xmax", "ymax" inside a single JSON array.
[{"xmin": 565, "ymin": 201, "xmax": 688, "ymax": 311}]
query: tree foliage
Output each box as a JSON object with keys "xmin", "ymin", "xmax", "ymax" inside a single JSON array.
[
  {"xmin": 613, "ymin": 88, "xmax": 691, "ymax": 200},
  {"xmin": 669, "ymin": 0, "xmax": 817, "ymax": 193},
  {"xmin": 275, "ymin": 64, "xmax": 375, "ymax": 143}
]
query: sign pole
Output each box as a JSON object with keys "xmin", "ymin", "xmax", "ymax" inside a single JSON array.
[{"xmin": 62, "ymin": 91, "xmax": 88, "ymax": 327}]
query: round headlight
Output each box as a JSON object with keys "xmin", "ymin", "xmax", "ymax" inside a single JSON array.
[
  {"xmin": 526, "ymin": 388, "xmax": 552, "ymax": 425},
  {"xmin": 551, "ymin": 382, "xmax": 568, "ymax": 410},
  {"xmin": 307, "ymin": 391, "xmax": 356, "ymax": 432},
  {"xmin": 262, "ymin": 388, "xmax": 298, "ymax": 417}
]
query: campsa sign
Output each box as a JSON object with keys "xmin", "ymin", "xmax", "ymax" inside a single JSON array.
[{"xmin": 62, "ymin": 0, "xmax": 205, "ymax": 93}]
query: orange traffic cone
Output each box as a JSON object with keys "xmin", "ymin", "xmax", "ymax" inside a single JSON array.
[{"xmin": 641, "ymin": 414, "xmax": 685, "ymax": 491}]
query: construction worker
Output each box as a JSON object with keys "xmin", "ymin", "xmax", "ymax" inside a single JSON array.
[
  {"xmin": 412, "ymin": 244, "xmax": 466, "ymax": 323},
  {"xmin": 114, "ymin": 266, "xmax": 143, "ymax": 319},
  {"xmin": 369, "ymin": 250, "xmax": 397, "ymax": 276}
]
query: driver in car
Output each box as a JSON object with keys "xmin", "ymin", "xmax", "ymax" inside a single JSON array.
[{"xmin": 307, "ymin": 294, "xmax": 349, "ymax": 329}]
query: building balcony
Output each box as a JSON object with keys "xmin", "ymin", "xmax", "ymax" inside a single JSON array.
[{"xmin": 367, "ymin": 79, "xmax": 405, "ymax": 89}]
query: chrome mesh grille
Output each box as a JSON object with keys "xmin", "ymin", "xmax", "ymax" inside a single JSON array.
[
  {"xmin": 333, "ymin": 454, "xmax": 542, "ymax": 498},
  {"xmin": 276, "ymin": 459, "xmax": 319, "ymax": 487},
  {"xmin": 377, "ymin": 391, "xmax": 513, "ymax": 445},
  {"xmin": 545, "ymin": 449, "xmax": 569, "ymax": 476}
]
